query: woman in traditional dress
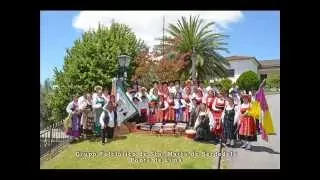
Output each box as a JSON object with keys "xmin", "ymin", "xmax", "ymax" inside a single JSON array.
[
  {"xmin": 102, "ymin": 88, "xmax": 110, "ymax": 104},
  {"xmin": 79, "ymin": 93, "xmax": 94, "ymax": 138},
  {"xmin": 221, "ymin": 97, "xmax": 239, "ymax": 147},
  {"xmin": 109, "ymin": 95, "xmax": 117, "ymax": 110},
  {"xmin": 193, "ymin": 103, "xmax": 214, "ymax": 141},
  {"xmin": 188, "ymin": 96, "xmax": 198, "ymax": 128},
  {"xmin": 205, "ymin": 87, "xmax": 216, "ymax": 113},
  {"xmin": 161, "ymin": 81, "xmax": 169, "ymax": 99},
  {"xmin": 148, "ymin": 88, "xmax": 159, "ymax": 124},
  {"xmin": 165, "ymin": 93, "xmax": 176, "ymax": 122},
  {"xmin": 168, "ymin": 81, "xmax": 177, "ymax": 95},
  {"xmin": 139, "ymin": 95, "xmax": 150, "ymax": 123},
  {"xmin": 198, "ymin": 81, "xmax": 207, "ymax": 97},
  {"xmin": 183, "ymin": 86, "xmax": 192, "ymax": 124},
  {"xmin": 92, "ymin": 90, "xmax": 105, "ymax": 137},
  {"xmin": 92, "ymin": 86, "xmax": 103, "ymax": 103},
  {"xmin": 195, "ymin": 88, "xmax": 204, "ymax": 105},
  {"xmin": 238, "ymin": 94, "xmax": 257, "ymax": 150},
  {"xmin": 136, "ymin": 87, "xmax": 149, "ymax": 100},
  {"xmin": 174, "ymin": 92, "xmax": 187, "ymax": 123},
  {"xmin": 66, "ymin": 95, "xmax": 81, "ymax": 141},
  {"xmin": 211, "ymin": 91, "xmax": 226, "ymax": 138},
  {"xmin": 156, "ymin": 95, "xmax": 169, "ymax": 123}
]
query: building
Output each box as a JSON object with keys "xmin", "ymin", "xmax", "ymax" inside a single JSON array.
[{"xmin": 213, "ymin": 56, "xmax": 280, "ymax": 83}]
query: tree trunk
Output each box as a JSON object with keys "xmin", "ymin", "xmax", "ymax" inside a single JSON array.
[{"xmin": 191, "ymin": 47, "xmax": 196, "ymax": 81}]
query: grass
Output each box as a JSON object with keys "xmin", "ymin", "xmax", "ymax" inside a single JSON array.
[{"xmin": 41, "ymin": 133, "xmax": 220, "ymax": 169}]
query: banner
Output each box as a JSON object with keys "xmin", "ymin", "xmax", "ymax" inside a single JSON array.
[{"xmin": 116, "ymin": 84, "xmax": 139, "ymax": 124}]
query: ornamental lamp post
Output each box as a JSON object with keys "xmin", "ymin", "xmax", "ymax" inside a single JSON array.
[{"xmin": 117, "ymin": 55, "xmax": 131, "ymax": 90}]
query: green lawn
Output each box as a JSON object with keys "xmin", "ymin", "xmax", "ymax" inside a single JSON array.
[{"xmin": 41, "ymin": 133, "xmax": 221, "ymax": 169}]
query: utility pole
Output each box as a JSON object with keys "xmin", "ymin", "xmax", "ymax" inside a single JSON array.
[{"xmin": 162, "ymin": 16, "xmax": 165, "ymax": 57}]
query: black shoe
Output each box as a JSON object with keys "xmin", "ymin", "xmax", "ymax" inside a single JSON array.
[{"xmin": 102, "ymin": 142, "xmax": 105, "ymax": 145}]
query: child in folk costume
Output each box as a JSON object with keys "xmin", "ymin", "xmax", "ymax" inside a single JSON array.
[
  {"xmin": 174, "ymin": 92, "xmax": 187, "ymax": 123},
  {"xmin": 238, "ymin": 94, "xmax": 257, "ymax": 150},
  {"xmin": 148, "ymin": 88, "xmax": 159, "ymax": 124},
  {"xmin": 92, "ymin": 90, "xmax": 105, "ymax": 137},
  {"xmin": 66, "ymin": 95, "xmax": 81, "ymax": 141},
  {"xmin": 211, "ymin": 91, "xmax": 226, "ymax": 138},
  {"xmin": 157, "ymin": 95, "xmax": 169, "ymax": 123},
  {"xmin": 221, "ymin": 97, "xmax": 239, "ymax": 147},
  {"xmin": 165, "ymin": 93, "xmax": 176, "ymax": 122}
]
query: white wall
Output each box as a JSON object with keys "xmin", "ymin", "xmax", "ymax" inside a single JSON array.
[{"xmin": 214, "ymin": 59, "xmax": 259, "ymax": 83}]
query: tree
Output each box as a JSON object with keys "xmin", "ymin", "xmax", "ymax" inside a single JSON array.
[
  {"xmin": 157, "ymin": 16, "xmax": 230, "ymax": 80},
  {"xmin": 220, "ymin": 78, "xmax": 233, "ymax": 93},
  {"xmin": 134, "ymin": 50, "xmax": 158, "ymax": 89},
  {"xmin": 40, "ymin": 80, "xmax": 53, "ymax": 128},
  {"xmin": 134, "ymin": 50, "xmax": 185, "ymax": 89},
  {"xmin": 266, "ymin": 74, "xmax": 280, "ymax": 90},
  {"xmin": 48, "ymin": 22, "xmax": 146, "ymax": 122},
  {"xmin": 236, "ymin": 71, "xmax": 260, "ymax": 91}
]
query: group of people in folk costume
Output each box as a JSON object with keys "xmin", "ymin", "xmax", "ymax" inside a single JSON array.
[
  {"xmin": 65, "ymin": 78, "xmax": 274, "ymax": 149},
  {"xmin": 65, "ymin": 86, "xmax": 120, "ymax": 144}
]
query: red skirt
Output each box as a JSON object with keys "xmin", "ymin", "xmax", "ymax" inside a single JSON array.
[
  {"xmin": 165, "ymin": 107, "xmax": 176, "ymax": 122},
  {"xmin": 140, "ymin": 109, "xmax": 148, "ymax": 123},
  {"xmin": 156, "ymin": 110, "xmax": 167, "ymax": 122},
  {"xmin": 212, "ymin": 110, "xmax": 223, "ymax": 136},
  {"xmin": 239, "ymin": 115, "xmax": 256, "ymax": 136},
  {"xmin": 183, "ymin": 110, "xmax": 190, "ymax": 122}
]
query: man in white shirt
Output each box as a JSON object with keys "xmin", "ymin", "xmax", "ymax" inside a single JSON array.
[{"xmin": 99, "ymin": 102, "xmax": 120, "ymax": 144}]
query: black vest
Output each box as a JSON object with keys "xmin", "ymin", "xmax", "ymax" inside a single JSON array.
[{"xmin": 103, "ymin": 110, "xmax": 118, "ymax": 127}]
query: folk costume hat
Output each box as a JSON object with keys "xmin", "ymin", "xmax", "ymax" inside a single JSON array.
[
  {"xmin": 206, "ymin": 86, "xmax": 214, "ymax": 92},
  {"xmin": 94, "ymin": 85, "xmax": 103, "ymax": 92}
]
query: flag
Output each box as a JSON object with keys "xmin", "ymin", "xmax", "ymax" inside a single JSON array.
[{"xmin": 116, "ymin": 85, "xmax": 139, "ymax": 124}]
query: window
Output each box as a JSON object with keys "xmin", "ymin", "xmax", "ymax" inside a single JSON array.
[
  {"xmin": 227, "ymin": 69, "xmax": 235, "ymax": 77},
  {"xmin": 260, "ymin": 74, "xmax": 267, "ymax": 80}
]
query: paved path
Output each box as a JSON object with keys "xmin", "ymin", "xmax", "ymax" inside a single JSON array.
[{"xmin": 225, "ymin": 94, "xmax": 280, "ymax": 169}]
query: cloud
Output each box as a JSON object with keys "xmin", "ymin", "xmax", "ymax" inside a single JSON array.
[{"xmin": 73, "ymin": 11, "xmax": 243, "ymax": 49}]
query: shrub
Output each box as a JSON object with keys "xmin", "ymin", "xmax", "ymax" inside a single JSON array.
[
  {"xmin": 266, "ymin": 74, "xmax": 280, "ymax": 89},
  {"xmin": 236, "ymin": 71, "xmax": 260, "ymax": 91}
]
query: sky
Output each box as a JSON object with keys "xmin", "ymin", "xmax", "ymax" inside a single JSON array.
[{"xmin": 40, "ymin": 11, "xmax": 280, "ymax": 83}]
